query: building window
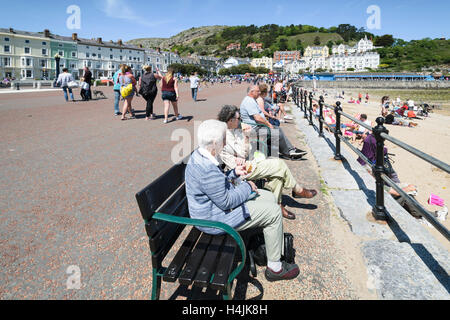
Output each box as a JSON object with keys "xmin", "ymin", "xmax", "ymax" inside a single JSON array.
[
  {"xmin": 92, "ymin": 53, "xmax": 96, "ymax": 57},
  {"xmin": 98, "ymin": 47, "xmax": 101, "ymax": 51},
  {"xmin": 58, "ymin": 44, "xmax": 63, "ymax": 47},
  {"xmin": 25, "ymin": 40, "xmax": 30, "ymax": 44},
  {"xmin": 4, "ymin": 37, "xmax": 9, "ymax": 41},
  {"xmin": 42, "ymin": 48, "xmax": 48, "ymax": 55},
  {"xmin": 3, "ymin": 57, "xmax": 11, "ymax": 66},
  {"xmin": 98, "ymin": 54, "xmax": 102, "ymax": 59},
  {"xmin": 72, "ymin": 52, "xmax": 76, "ymax": 58},
  {"xmin": 40, "ymin": 59, "xmax": 46, "ymax": 68},
  {"xmin": 24, "ymin": 47, "xmax": 31, "ymax": 54},
  {"xmin": 4, "ymin": 45, "xmax": 10, "ymax": 53},
  {"xmin": 58, "ymin": 51, "xmax": 64, "ymax": 57},
  {"xmin": 86, "ymin": 46, "xmax": 89, "ymax": 49},
  {"xmin": 110, "ymin": 55, "xmax": 113, "ymax": 59},
  {"xmin": 42, "ymin": 41, "xmax": 47, "ymax": 46},
  {"xmin": 21, "ymin": 57, "xmax": 33, "ymax": 67},
  {"xmin": 86, "ymin": 53, "xmax": 90, "ymax": 58},
  {"xmin": 120, "ymin": 56, "xmax": 123, "ymax": 60}
]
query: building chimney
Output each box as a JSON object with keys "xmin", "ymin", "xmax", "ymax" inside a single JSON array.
[
  {"xmin": 44, "ymin": 29, "xmax": 50, "ymax": 37},
  {"xmin": 97, "ymin": 37, "xmax": 102, "ymax": 44},
  {"xmin": 118, "ymin": 39, "xmax": 123, "ymax": 46},
  {"xmin": 72, "ymin": 33, "xmax": 78, "ymax": 41}
]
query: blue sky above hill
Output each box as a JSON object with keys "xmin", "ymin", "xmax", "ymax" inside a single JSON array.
[{"xmin": 1, "ymin": 0, "xmax": 449, "ymax": 42}]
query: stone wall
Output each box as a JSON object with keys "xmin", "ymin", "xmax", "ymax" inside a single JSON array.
[{"xmin": 296, "ymin": 80, "xmax": 450, "ymax": 90}]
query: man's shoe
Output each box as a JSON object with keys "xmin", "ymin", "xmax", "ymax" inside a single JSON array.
[
  {"xmin": 292, "ymin": 189, "xmax": 318, "ymax": 199},
  {"xmin": 280, "ymin": 153, "xmax": 303, "ymax": 161},
  {"xmin": 265, "ymin": 261, "xmax": 300, "ymax": 282},
  {"xmin": 289, "ymin": 149, "xmax": 307, "ymax": 157}
]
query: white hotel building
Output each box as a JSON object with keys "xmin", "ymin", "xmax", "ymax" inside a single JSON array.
[{"xmin": 74, "ymin": 34, "xmax": 145, "ymax": 79}]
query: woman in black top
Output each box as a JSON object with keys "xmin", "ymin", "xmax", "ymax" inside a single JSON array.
[{"xmin": 139, "ymin": 66, "xmax": 163, "ymax": 120}]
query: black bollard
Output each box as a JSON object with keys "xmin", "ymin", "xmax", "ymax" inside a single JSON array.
[
  {"xmin": 309, "ymin": 92, "xmax": 313, "ymax": 125},
  {"xmin": 334, "ymin": 101, "xmax": 343, "ymax": 161},
  {"xmin": 303, "ymin": 91, "xmax": 308, "ymax": 119},
  {"xmin": 372, "ymin": 117, "xmax": 389, "ymax": 221},
  {"xmin": 319, "ymin": 96, "xmax": 324, "ymax": 137}
]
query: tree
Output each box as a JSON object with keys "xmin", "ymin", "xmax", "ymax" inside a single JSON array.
[
  {"xmin": 314, "ymin": 36, "xmax": 321, "ymax": 45},
  {"xmin": 279, "ymin": 38, "xmax": 288, "ymax": 51},
  {"xmin": 375, "ymin": 35, "xmax": 395, "ymax": 47}
]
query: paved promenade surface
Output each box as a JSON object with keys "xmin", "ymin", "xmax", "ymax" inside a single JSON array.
[{"xmin": 0, "ymin": 84, "xmax": 372, "ymax": 300}]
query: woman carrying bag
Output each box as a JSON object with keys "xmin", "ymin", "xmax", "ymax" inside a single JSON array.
[{"xmin": 118, "ymin": 65, "xmax": 137, "ymax": 121}]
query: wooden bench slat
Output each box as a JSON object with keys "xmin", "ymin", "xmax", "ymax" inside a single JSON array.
[
  {"xmin": 193, "ymin": 235, "xmax": 226, "ymax": 288},
  {"xmin": 210, "ymin": 235, "xmax": 238, "ymax": 291},
  {"xmin": 163, "ymin": 227, "xmax": 202, "ymax": 283},
  {"xmin": 178, "ymin": 233, "xmax": 213, "ymax": 286}
]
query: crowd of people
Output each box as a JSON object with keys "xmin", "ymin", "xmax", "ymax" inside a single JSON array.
[{"xmin": 185, "ymin": 81, "xmax": 318, "ymax": 282}]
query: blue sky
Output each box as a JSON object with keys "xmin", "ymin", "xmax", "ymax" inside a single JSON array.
[{"xmin": 1, "ymin": 0, "xmax": 449, "ymax": 42}]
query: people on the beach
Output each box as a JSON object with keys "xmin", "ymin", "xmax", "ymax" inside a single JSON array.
[
  {"xmin": 56, "ymin": 68, "xmax": 75, "ymax": 102},
  {"xmin": 185, "ymin": 119, "xmax": 300, "ymax": 282},
  {"xmin": 161, "ymin": 68, "xmax": 182, "ymax": 124}
]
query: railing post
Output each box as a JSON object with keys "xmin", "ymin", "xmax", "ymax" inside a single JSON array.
[
  {"xmin": 319, "ymin": 96, "xmax": 324, "ymax": 137},
  {"xmin": 303, "ymin": 91, "xmax": 308, "ymax": 119},
  {"xmin": 309, "ymin": 92, "xmax": 313, "ymax": 125},
  {"xmin": 372, "ymin": 117, "xmax": 390, "ymax": 221},
  {"xmin": 334, "ymin": 101, "xmax": 343, "ymax": 161}
]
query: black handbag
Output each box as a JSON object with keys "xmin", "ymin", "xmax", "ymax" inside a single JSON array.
[{"xmin": 248, "ymin": 232, "xmax": 296, "ymax": 277}]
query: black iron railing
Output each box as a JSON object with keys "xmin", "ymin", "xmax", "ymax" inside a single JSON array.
[{"xmin": 292, "ymin": 86, "xmax": 450, "ymax": 241}]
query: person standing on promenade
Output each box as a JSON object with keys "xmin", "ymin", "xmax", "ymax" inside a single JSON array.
[
  {"xmin": 189, "ymin": 72, "xmax": 200, "ymax": 102},
  {"xmin": 82, "ymin": 67, "xmax": 92, "ymax": 101},
  {"xmin": 56, "ymin": 68, "xmax": 75, "ymax": 102},
  {"xmin": 139, "ymin": 65, "xmax": 163, "ymax": 121},
  {"xmin": 112, "ymin": 65, "xmax": 124, "ymax": 116},
  {"xmin": 161, "ymin": 68, "xmax": 182, "ymax": 124},
  {"xmin": 118, "ymin": 65, "xmax": 137, "ymax": 121}
]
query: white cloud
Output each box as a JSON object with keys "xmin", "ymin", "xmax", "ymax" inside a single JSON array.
[{"xmin": 100, "ymin": 0, "xmax": 174, "ymax": 27}]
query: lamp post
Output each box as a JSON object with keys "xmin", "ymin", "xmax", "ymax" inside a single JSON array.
[{"xmin": 54, "ymin": 53, "xmax": 61, "ymax": 87}]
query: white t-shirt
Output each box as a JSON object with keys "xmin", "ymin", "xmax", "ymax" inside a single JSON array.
[{"xmin": 189, "ymin": 76, "xmax": 199, "ymax": 89}]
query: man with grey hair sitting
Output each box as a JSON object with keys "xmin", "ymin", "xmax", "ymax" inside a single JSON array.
[
  {"xmin": 240, "ymin": 85, "xmax": 307, "ymax": 160},
  {"xmin": 185, "ymin": 120, "xmax": 300, "ymax": 282}
]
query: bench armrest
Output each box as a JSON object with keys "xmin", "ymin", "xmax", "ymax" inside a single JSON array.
[{"xmin": 150, "ymin": 212, "xmax": 247, "ymax": 288}]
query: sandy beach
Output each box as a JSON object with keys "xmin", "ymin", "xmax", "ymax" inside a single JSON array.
[{"xmin": 316, "ymin": 88, "xmax": 450, "ymax": 250}]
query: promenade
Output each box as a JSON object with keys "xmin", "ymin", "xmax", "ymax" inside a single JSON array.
[
  {"xmin": 0, "ymin": 82, "xmax": 378, "ymax": 300},
  {"xmin": 4, "ymin": 82, "xmax": 448, "ymax": 300}
]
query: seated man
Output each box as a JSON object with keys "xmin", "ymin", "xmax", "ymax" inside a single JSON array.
[
  {"xmin": 185, "ymin": 120, "xmax": 300, "ymax": 282},
  {"xmin": 240, "ymin": 85, "xmax": 306, "ymax": 161},
  {"xmin": 218, "ymin": 105, "xmax": 317, "ymax": 220}
]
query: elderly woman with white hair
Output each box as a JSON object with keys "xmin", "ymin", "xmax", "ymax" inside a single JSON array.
[{"xmin": 185, "ymin": 119, "xmax": 300, "ymax": 282}]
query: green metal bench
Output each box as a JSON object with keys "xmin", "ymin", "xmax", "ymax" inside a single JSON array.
[{"xmin": 135, "ymin": 158, "xmax": 248, "ymax": 300}]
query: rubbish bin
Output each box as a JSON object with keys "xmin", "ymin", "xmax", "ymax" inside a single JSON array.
[{"xmin": 15, "ymin": 82, "xmax": 20, "ymax": 90}]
